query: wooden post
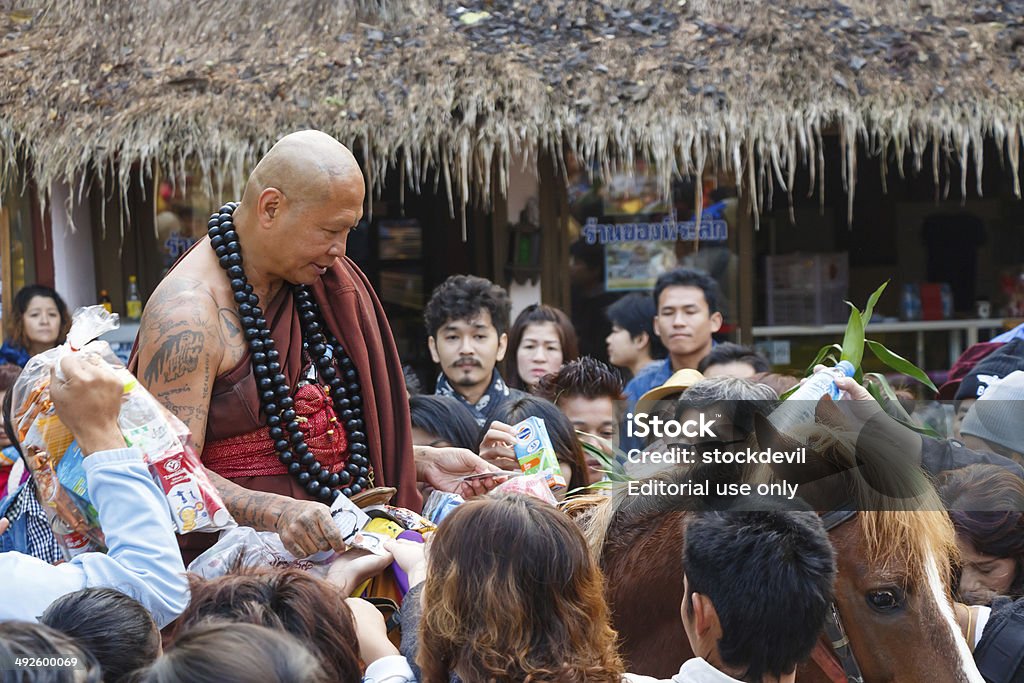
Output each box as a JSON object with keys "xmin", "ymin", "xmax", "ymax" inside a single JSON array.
[
  {"xmin": 0, "ymin": 205, "xmax": 11, "ymax": 337},
  {"xmin": 538, "ymin": 152, "xmax": 570, "ymax": 310},
  {"xmin": 737, "ymin": 191, "xmax": 755, "ymax": 345},
  {"xmin": 490, "ymin": 164, "xmax": 510, "ymax": 288}
]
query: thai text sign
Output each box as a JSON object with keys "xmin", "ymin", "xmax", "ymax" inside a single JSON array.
[{"xmin": 583, "ymin": 214, "xmax": 728, "ymax": 245}]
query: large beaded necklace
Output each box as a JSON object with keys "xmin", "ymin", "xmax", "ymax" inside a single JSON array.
[{"xmin": 207, "ymin": 203, "xmax": 372, "ymax": 503}]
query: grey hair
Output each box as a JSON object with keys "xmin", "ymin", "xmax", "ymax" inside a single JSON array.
[
  {"xmin": 675, "ymin": 377, "xmax": 780, "ymax": 442},
  {"xmin": 680, "ymin": 376, "xmax": 780, "ymax": 405}
]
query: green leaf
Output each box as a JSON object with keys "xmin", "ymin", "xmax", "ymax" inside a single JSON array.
[
  {"xmin": 861, "ymin": 280, "xmax": 889, "ymax": 327},
  {"xmin": 863, "ymin": 372, "xmax": 913, "ymax": 422},
  {"xmin": 805, "ymin": 344, "xmax": 843, "ymax": 377},
  {"xmin": 840, "ymin": 301, "xmax": 866, "ymax": 369},
  {"xmin": 865, "ymin": 340, "xmax": 938, "ymax": 393},
  {"xmin": 577, "ymin": 437, "xmax": 627, "ymax": 478},
  {"xmin": 862, "ymin": 372, "xmax": 942, "ymax": 437}
]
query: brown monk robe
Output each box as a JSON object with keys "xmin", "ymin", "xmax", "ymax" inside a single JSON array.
[
  {"xmin": 131, "ymin": 252, "xmax": 420, "ymax": 562},
  {"xmin": 129, "ymin": 131, "xmax": 421, "ymax": 564}
]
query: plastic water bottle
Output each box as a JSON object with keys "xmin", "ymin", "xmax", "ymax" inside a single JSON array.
[{"xmin": 767, "ymin": 361, "xmax": 856, "ymax": 434}]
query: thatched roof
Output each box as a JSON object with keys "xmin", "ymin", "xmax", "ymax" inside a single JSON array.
[{"xmin": 1, "ymin": 0, "xmax": 1022, "ymax": 219}]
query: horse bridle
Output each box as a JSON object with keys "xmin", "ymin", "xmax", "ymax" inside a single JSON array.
[{"xmin": 816, "ymin": 509, "xmax": 866, "ymax": 683}]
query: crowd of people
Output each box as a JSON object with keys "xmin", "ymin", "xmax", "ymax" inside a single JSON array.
[{"xmin": 1, "ymin": 131, "xmax": 1023, "ymax": 682}]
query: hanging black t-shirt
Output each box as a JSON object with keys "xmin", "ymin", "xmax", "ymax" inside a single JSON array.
[{"xmin": 921, "ymin": 213, "xmax": 986, "ymax": 312}]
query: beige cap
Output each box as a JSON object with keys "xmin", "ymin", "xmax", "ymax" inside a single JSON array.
[{"xmin": 635, "ymin": 368, "xmax": 705, "ymax": 413}]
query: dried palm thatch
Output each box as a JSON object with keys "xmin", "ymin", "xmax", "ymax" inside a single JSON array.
[{"xmin": 0, "ymin": 0, "xmax": 1022, "ymax": 225}]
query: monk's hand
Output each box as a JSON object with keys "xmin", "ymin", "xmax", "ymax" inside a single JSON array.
[
  {"xmin": 50, "ymin": 353, "xmax": 126, "ymax": 456},
  {"xmin": 477, "ymin": 420, "xmax": 519, "ymax": 472},
  {"xmin": 416, "ymin": 445, "xmax": 505, "ymax": 498},
  {"xmin": 274, "ymin": 500, "xmax": 348, "ymax": 558}
]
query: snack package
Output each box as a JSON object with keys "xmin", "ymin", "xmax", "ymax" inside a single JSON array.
[
  {"xmin": 422, "ymin": 490, "xmax": 464, "ymax": 524},
  {"xmin": 11, "ymin": 306, "xmax": 233, "ymax": 558},
  {"xmin": 188, "ymin": 526, "xmax": 331, "ymax": 579},
  {"xmin": 363, "ymin": 504, "xmax": 437, "ymax": 535},
  {"xmin": 510, "ymin": 417, "xmax": 566, "ymax": 492},
  {"xmin": 491, "ymin": 473, "xmax": 558, "ymax": 505},
  {"xmin": 191, "ymin": 496, "xmax": 412, "ymax": 580}
]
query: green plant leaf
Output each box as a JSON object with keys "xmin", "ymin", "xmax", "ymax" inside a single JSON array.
[
  {"xmin": 577, "ymin": 437, "xmax": 627, "ymax": 478},
  {"xmin": 864, "ymin": 372, "xmax": 913, "ymax": 421},
  {"xmin": 840, "ymin": 301, "xmax": 866, "ymax": 369},
  {"xmin": 805, "ymin": 344, "xmax": 843, "ymax": 376},
  {"xmin": 863, "ymin": 372, "xmax": 943, "ymax": 438},
  {"xmin": 861, "ymin": 280, "xmax": 889, "ymax": 327},
  {"xmin": 865, "ymin": 340, "xmax": 938, "ymax": 393}
]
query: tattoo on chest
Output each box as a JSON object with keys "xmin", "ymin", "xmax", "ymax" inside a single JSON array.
[
  {"xmin": 218, "ymin": 308, "xmax": 246, "ymax": 348},
  {"xmin": 144, "ymin": 330, "xmax": 205, "ymax": 386}
]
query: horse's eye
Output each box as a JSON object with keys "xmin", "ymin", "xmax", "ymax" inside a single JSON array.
[{"xmin": 866, "ymin": 589, "xmax": 903, "ymax": 612}]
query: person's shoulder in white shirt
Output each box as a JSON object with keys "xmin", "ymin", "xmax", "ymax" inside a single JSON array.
[{"xmin": 623, "ymin": 657, "xmax": 747, "ymax": 683}]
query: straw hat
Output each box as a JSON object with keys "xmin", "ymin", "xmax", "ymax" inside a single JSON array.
[{"xmin": 635, "ymin": 368, "xmax": 705, "ymax": 414}]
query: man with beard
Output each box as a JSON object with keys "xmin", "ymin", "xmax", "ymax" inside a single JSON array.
[{"xmin": 425, "ymin": 275, "xmax": 528, "ymax": 427}]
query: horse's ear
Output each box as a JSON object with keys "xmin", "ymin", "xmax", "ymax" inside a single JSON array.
[
  {"xmin": 814, "ymin": 394, "xmax": 848, "ymax": 429},
  {"xmin": 753, "ymin": 411, "xmax": 838, "ymax": 487}
]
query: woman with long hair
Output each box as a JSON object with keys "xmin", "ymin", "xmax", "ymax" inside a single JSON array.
[
  {"xmin": 0, "ymin": 285, "xmax": 71, "ymax": 367},
  {"xmin": 506, "ymin": 304, "xmax": 579, "ymax": 391},
  {"xmin": 401, "ymin": 494, "xmax": 625, "ymax": 683},
  {"xmin": 938, "ymin": 464, "xmax": 1024, "ymax": 599}
]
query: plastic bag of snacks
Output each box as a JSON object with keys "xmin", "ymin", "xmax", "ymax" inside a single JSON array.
[
  {"xmin": 11, "ymin": 306, "xmax": 233, "ymax": 558},
  {"xmin": 490, "ymin": 473, "xmax": 558, "ymax": 505}
]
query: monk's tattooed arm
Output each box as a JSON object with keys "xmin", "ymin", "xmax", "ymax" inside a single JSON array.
[
  {"xmin": 136, "ymin": 278, "xmax": 222, "ymax": 453},
  {"xmin": 206, "ymin": 470, "xmax": 287, "ymax": 531}
]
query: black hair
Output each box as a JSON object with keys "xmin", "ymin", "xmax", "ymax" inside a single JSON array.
[
  {"xmin": 40, "ymin": 588, "xmax": 160, "ymax": 683},
  {"xmin": 683, "ymin": 511, "xmax": 835, "ymax": 681},
  {"xmin": 402, "ymin": 364, "xmax": 423, "ymax": 396},
  {"xmin": 138, "ymin": 622, "xmax": 324, "ymax": 683},
  {"xmin": 0, "ymin": 621, "xmax": 102, "ymax": 683},
  {"xmin": 424, "ymin": 275, "xmax": 511, "ymax": 337},
  {"xmin": 605, "ymin": 293, "xmax": 666, "ymax": 359},
  {"xmin": 653, "ymin": 268, "xmax": 720, "ymax": 314},
  {"xmin": 3, "ymin": 388, "xmax": 21, "ymax": 457},
  {"xmin": 484, "ymin": 396, "xmax": 588, "ymax": 494},
  {"xmin": 534, "ymin": 356, "xmax": 624, "ymax": 403},
  {"xmin": 696, "ymin": 342, "xmax": 770, "ymax": 375},
  {"xmin": 409, "ymin": 395, "xmax": 481, "ymax": 450}
]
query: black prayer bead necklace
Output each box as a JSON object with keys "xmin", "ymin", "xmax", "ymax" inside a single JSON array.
[{"xmin": 207, "ymin": 203, "xmax": 372, "ymax": 503}]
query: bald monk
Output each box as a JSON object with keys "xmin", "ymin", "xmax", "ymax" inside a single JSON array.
[{"xmin": 133, "ymin": 131, "xmax": 498, "ymax": 561}]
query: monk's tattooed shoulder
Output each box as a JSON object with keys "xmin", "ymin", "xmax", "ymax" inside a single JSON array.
[{"xmin": 143, "ymin": 330, "xmax": 205, "ymax": 386}]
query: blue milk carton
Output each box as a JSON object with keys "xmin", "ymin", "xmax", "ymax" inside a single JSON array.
[{"xmin": 511, "ymin": 417, "xmax": 566, "ymax": 492}]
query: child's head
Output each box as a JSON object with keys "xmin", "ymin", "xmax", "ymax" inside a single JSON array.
[{"xmin": 41, "ymin": 588, "xmax": 161, "ymax": 683}]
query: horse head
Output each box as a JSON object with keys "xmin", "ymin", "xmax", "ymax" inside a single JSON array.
[
  {"xmin": 756, "ymin": 400, "xmax": 984, "ymax": 683},
  {"xmin": 589, "ymin": 396, "xmax": 983, "ymax": 682}
]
